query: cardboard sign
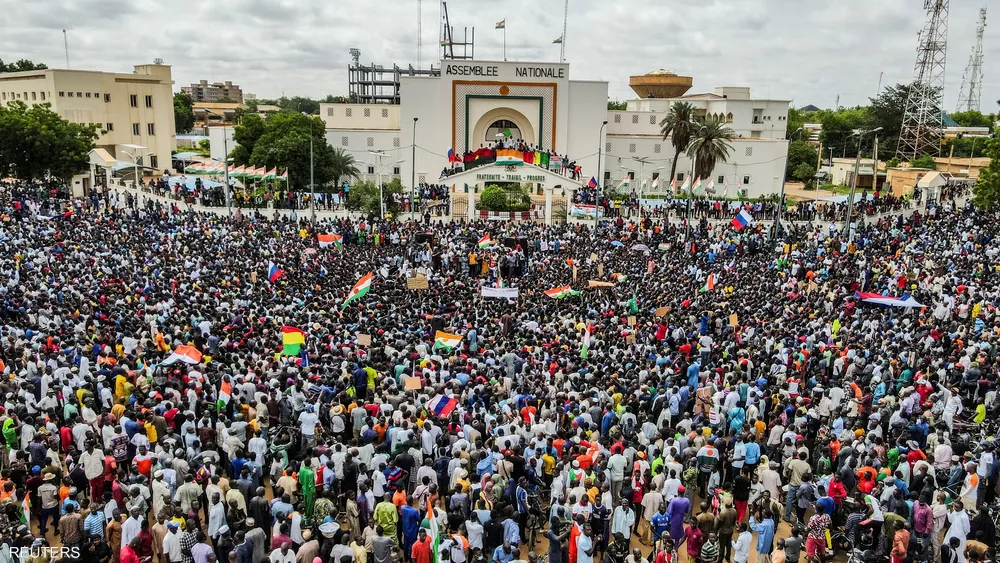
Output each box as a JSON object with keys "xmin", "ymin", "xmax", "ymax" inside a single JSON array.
[
  {"xmin": 598, "ymin": 263, "xmax": 604, "ymax": 278},
  {"xmin": 357, "ymin": 333, "xmax": 372, "ymax": 346},
  {"xmin": 729, "ymin": 314, "xmax": 738, "ymax": 327},
  {"xmin": 572, "ymin": 265, "xmax": 578, "ymax": 282},
  {"xmin": 654, "ymin": 306, "xmax": 670, "ymax": 317},
  {"xmin": 627, "ymin": 316, "xmax": 636, "ymax": 327},
  {"xmin": 588, "ymin": 280, "xmax": 615, "ymax": 288},
  {"xmin": 590, "ymin": 253, "xmax": 598, "ymax": 262},
  {"xmin": 404, "ymin": 377, "xmax": 422, "ymax": 391},
  {"xmin": 406, "ymin": 274, "xmax": 429, "ymax": 290},
  {"xmin": 625, "ymin": 333, "xmax": 636, "ymax": 344}
]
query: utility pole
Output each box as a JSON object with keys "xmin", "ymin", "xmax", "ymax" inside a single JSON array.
[
  {"xmin": 595, "ymin": 120, "xmax": 607, "ymax": 232},
  {"xmin": 411, "ymin": 117, "xmax": 418, "ymax": 221},
  {"xmin": 63, "ymin": 30, "xmax": 70, "ymax": 68}
]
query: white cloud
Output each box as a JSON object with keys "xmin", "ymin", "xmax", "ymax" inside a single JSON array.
[{"xmin": 1, "ymin": 0, "xmax": 997, "ymax": 111}]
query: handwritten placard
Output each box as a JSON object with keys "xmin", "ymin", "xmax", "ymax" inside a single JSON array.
[
  {"xmin": 357, "ymin": 333, "xmax": 372, "ymax": 346},
  {"xmin": 406, "ymin": 275, "xmax": 429, "ymax": 290}
]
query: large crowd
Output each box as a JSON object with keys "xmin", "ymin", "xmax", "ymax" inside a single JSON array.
[{"xmin": 0, "ymin": 178, "xmax": 996, "ymax": 563}]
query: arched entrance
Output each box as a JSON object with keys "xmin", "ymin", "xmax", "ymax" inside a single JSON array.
[
  {"xmin": 471, "ymin": 107, "xmax": 536, "ymax": 150},
  {"xmin": 485, "ymin": 120, "xmax": 520, "ymax": 142}
]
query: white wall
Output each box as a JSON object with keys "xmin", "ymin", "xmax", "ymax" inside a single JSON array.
[
  {"xmin": 325, "ymin": 129, "xmax": 406, "ymax": 185},
  {"xmin": 319, "ymin": 103, "xmax": 400, "ymax": 130},
  {"xmin": 208, "ymin": 126, "xmax": 236, "ymax": 163},
  {"xmin": 565, "ymin": 80, "xmax": 609, "ymax": 185},
  {"xmin": 400, "ymin": 76, "xmax": 449, "ymax": 188}
]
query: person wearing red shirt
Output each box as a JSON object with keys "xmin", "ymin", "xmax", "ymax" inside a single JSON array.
[
  {"xmin": 828, "ymin": 474, "xmax": 847, "ymax": 505},
  {"xmin": 120, "ymin": 536, "xmax": 142, "ymax": 563},
  {"xmin": 411, "ymin": 528, "xmax": 433, "ymax": 563}
]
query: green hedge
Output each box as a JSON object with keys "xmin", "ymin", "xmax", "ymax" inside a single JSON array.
[{"xmin": 480, "ymin": 183, "xmax": 532, "ymax": 212}]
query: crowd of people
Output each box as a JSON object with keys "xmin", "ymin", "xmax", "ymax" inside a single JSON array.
[
  {"xmin": 0, "ymin": 177, "xmax": 996, "ymax": 563},
  {"xmin": 442, "ymin": 138, "xmax": 582, "ymax": 181}
]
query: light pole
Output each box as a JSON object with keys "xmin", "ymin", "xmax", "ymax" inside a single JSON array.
[
  {"xmin": 844, "ymin": 127, "xmax": 882, "ymax": 241},
  {"xmin": 369, "ymin": 150, "xmax": 404, "ymax": 219},
  {"xmin": 205, "ymin": 110, "xmax": 232, "ymax": 218},
  {"xmin": 772, "ymin": 126, "xmax": 804, "ymax": 241},
  {"xmin": 595, "ymin": 120, "xmax": 608, "ymax": 231},
  {"xmin": 120, "ymin": 144, "xmax": 148, "ymax": 191},
  {"xmin": 411, "ymin": 117, "xmax": 418, "ymax": 221},
  {"xmin": 685, "ymin": 125, "xmax": 708, "ymax": 236}
]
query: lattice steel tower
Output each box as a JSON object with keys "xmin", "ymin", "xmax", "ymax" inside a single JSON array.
[
  {"xmin": 956, "ymin": 7, "xmax": 986, "ymax": 113},
  {"xmin": 897, "ymin": 0, "xmax": 950, "ymax": 160}
]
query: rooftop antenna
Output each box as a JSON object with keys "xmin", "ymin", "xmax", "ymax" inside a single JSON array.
[
  {"xmin": 559, "ymin": 0, "xmax": 568, "ymax": 63},
  {"xmin": 416, "ymin": 0, "xmax": 422, "ymax": 69},
  {"xmin": 956, "ymin": 7, "xmax": 986, "ymax": 112},
  {"xmin": 62, "ymin": 29, "xmax": 69, "ymax": 68}
]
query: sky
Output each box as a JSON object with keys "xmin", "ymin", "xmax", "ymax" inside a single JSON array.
[{"xmin": 2, "ymin": 0, "xmax": 998, "ymax": 112}]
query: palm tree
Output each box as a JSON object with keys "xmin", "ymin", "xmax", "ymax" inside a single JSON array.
[
  {"xmin": 687, "ymin": 117, "xmax": 734, "ymax": 181},
  {"xmin": 659, "ymin": 101, "xmax": 698, "ymax": 183},
  {"xmin": 330, "ymin": 147, "xmax": 360, "ymax": 191}
]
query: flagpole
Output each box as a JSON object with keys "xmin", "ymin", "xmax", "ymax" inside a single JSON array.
[{"xmin": 503, "ymin": 26, "xmax": 506, "ymax": 61}]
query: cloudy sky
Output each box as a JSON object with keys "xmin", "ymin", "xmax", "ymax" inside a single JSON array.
[{"xmin": 2, "ymin": 0, "xmax": 998, "ymax": 111}]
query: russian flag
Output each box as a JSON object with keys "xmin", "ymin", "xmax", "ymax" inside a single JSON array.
[
  {"xmin": 267, "ymin": 262, "xmax": 285, "ymax": 283},
  {"xmin": 427, "ymin": 394, "xmax": 459, "ymax": 418},
  {"xmin": 447, "ymin": 146, "xmax": 456, "ymax": 163},
  {"xmin": 730, "ymin": 209, "xmax": 753, "ymax": 230},
  {"xmin": 588, "ymin": 176, "xmax": 598, "ymax": 189}
]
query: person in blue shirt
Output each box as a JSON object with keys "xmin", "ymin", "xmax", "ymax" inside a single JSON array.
[
  {"xmin": 748, "ymin": 510, "xmax": 776, "ymax": 558},
  {"xmin": 601, "ymin": 410, "xmax": 617, "ymax": 436},
  {"xmin": 815, "ymin": 486, "xmax": 836, "ymax": 516},
  {"xmin": 743, "ymin": 437, "xmax": 761, "ymax": 473},
  {"xmin": 651, "ymin": 503, "xmax": 670, "ymax": 542},
  {"xmin": 687, "ymin": 362, "xmax": 700, "ymax": 389},
  {"xmin": 401, "ymin": 499, "xmax": 422, "ymax": 558},
  {"xmin": 492, "ymin": 541, "xmax": 516, "ymax": 563}
]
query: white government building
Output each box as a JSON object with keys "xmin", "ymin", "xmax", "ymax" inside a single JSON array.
[{"xmin": 210, "ymin": 60, "xmax": 791, "ymax": 220}]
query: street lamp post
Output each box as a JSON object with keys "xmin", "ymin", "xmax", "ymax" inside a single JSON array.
[
  {"xmin": 120, "ymin": 144, "xmax": 148, "ymax": 193},
  {"xmin": 411, "ymin": 117, "xmax": 418, "ymax": 222},
  {"xmin": 369, "ymin": 150, "xmax": 404, "ymax": 220},
  {"xmin": 205, "ymin": 110, "xmax": 232, "ymax": 218},
  {"xmin": 772, "ymin": 126, "xmax": 804, "ymax": 241},
  {"xmin": 595, "ymin": 120, "xmax": 608, "ymax": 231},
  {"xmin": 844, "ymin": 127, "xmax": 882, "ymax": 241}
]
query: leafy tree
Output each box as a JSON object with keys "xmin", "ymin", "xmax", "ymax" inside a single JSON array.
[
  {"xmin": 173, "ymin": 93, "xmax": 195, "ymax": 134},
  {"xmin": 687, "ymin": 118, "xmax": 734, "ymax": 180},
  {"xmin": 347, "ymin": 178, "xmax": 403, "ymax": 215},
  {"xmin": 909, "ymin": 154, "xmax": 937, "ymax": 169},
  {"xmin": 0, "ymin": 59, "xmax": 48, "ymax": 73},
  {"xmin": 660, "ymin": 102, "xmax": 698, "ymax": 184},
  {"xmin": 785, "ymin": 140, "xmax": 817, "ymax": 180},
  {"xmin": 479, "ymin": 183, "xmax": 532, "ymax": 211},
  {"xmin": 786, "ymin": 107, "xmax": 809, "ymax": 137},
  {"xmin": 816, "ymin": 106, "xmax": 870, "ymax": 159},
  {"xmin": 215, "ymin": 97, "xmax": 237, "ymax": 103},
  {"xmin": 0, "ymin": 101, "xmax": 97, "ymax": 180},
  {"xmin": 886, "ymin": 157, "xmax": 900, "ymax": 169},
  {"xmin": 949, "ymin": 110, "xmax": 994, "ymax": 128},
  {"xmin": 607, "ymin": 100, "xmax": 627, "ymax": 110},
  {"xmin": 330, "ymin": 148, "xmax": 360, "ymax": 190},
  {"xmin": 865, "ymin": 83, "xmax": 913, "ymax": 155},
  {"xmin": 972, "ymin": 134, "xmax": 1000, "ymax": 210},
  {"xmin": 793, "ymin": 162, "xmax": 817, "ymax": 183},
  {"xmin": 231, "ymin": 110, "xmax": 337, "ymax": 190}
]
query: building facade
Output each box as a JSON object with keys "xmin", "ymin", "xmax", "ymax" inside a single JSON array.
[
  {"xmin": 182, "ymin": 80, "xmax": 244, "ymax": 103},
  {"xmin": 0, "ymin": 62, "xmax": 177, "ymax": 192}
]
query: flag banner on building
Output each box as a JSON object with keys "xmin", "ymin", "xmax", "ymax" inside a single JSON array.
[
  {"xmin": 478, "ymin": 234, "xmax": 492, "ymax": 248},
  {"xmin": 447, "ymin": 147, "xmax": 456, "ymax": 163},
  {"xmin": 553, "ymin": 36, "xmax": 563, "ymax": 43},
  {"xmin": 281, "ymin": 326, "xmax": 307, "ymax": 355},
  {"xmin": 432, "ymin": 331, "xmax": 463, "ymax": 352},
  {"xmin": 569, "ymin": 204, "xmax": 601, "ymax": 219},
  {"xmin": 670, "ymin": 178, "xmax": 677, "ymax": 193},
  {"xmin": 651, "ymin": 177, "xmax": 660, "ymax": 190},
  {"xmin": 680, "ymin": 178, "xmax": 690, "ymax": 193},
  {"xmin": 580, "ymin": 324, "xmax": 593, "ymax": 359},
  {"xmin": 427, "ymin": 394, "xmax": 459, "ymax": 418},
  {"xmin": 161, "ymin": 345, "xmax": 203, "ymax": 366},
  {"xmin": 705, "ymin": 179, "xmax": 716, "ymax": 194},
  {"xmin": 264, "ymin": 168, "xmax": 277, "ymax": 180},
  {"xmin": 495, "ymin": 19, "xmax": 505, "ymax": 29},
  {"xmin": 317, "ymin": 234, "xmax": 343, "ymax": 250},
  {"xmin": 619, "ymin": 177, "xmax": 630, "ymax": 188},
  {"xmin": 538, "ymin": 152, "xmax": 550, "ymax": 168},
  {"xmin": 588, "ymin": 177, "xmax": 598, "ymax": 189},
  {"xmin": 701, "ymin": 273, "xmax": 717, "ymax": 292},
  {"xmin": 731, "ymin": 209, "xmax": 753, "ymax": 230},
  {"xmin": 722, "ymin": 181, "xmax": 729, "ymax": 197},
  {"xmin": 267, "ymin": 262, "xmax": 285, "ymax": 283},
  {"xmin": 549, "ymin": 155, "xmax": 563, "ymax": 171},
  {"xmin": 481, "ymin": 287, "xmax": 520, "ymax": 299},
  {"xmin": 342, "ymin": 272, "xmax": 373, "ymax": 310},
  {"xmin": 494, "ymin": 148, "xmax": 524, "ymax": 166},
  {"xmin": 440, "ymin": 38, "xmax": 450, "ymax": 46},
  {"xmin": 691, "ymin": 177, "xmax": 703, "ymax": 194}
]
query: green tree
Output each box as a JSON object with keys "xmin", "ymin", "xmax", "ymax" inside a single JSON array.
[
  {"xmin": 816, "ymin": 106, "xmax": 870, "ymax": 158},
  {"xmin": 231, "ymin": 110, "xmax": 336, "ymax": 191},
  {"xmin": 910, "ymin": 154, "xmax": 937, "ymax": 169},
  {"xmin": 215, "ymin": 97, "xmax": 237, "ymax": 103},
  {"xmin": 886, "ymin": 157, "xmax": 900, "ymax": 168},
  {"xmin": 607, "ymin": 100, "xmax": 627, "ymax": 110},
  {"xmin": 173, "ymin": 93, "xmax": 195, "ymax": 134},
  {"xmin": 0, "ymin": 101, "xmax": 97, "ymax": 180},
  {"xmin": 347, "ymin": 178, "xmax": 403, "ymax": 215},
  {"xmin": 785, "ymin": 140, "xmax": 817, "ymax": 180},
  {"xmin": 330, "ymin": 148, "xmax": 360, "ymax": 190},
  {"xmin": 0, "ymin": 59, "xmax": 48, "ymax": 73},
  {"xmin": 865, "ymin": 83, "xmax": 912, "ymax": 154},
  {"xmin": 479, "ymin": 183, "xmax": 531, "ymax": 211},
  {"xmin": 786, "ymin": 107, "xmax": 808, "ymax": 137},
  {"xmin": 686, "ymin": 118, "xmax": 734, "ymax": 180},
  {"xmin": 660, "ymin": 101, "xmax": 698, "ymax": 184},
  {"xmin": 972, "ymin": 134, "xmax": 1000, "ymax": 210},
  {"xmin": 793, "ymin": 162, "xmax": 816, "ymax": 183},
  {"xmin": 949, "ymin": 110, "xmax": 994, "ymax": 128}
]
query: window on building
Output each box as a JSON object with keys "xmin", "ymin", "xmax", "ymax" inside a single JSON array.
[
  {"xmin": 145, "ymin": 95, "xmax": 153, "ymax": 108},
  {"xmin": 604, "ymin": 170, "xmax": 611, "ymax": 182},
  {"xmin": 86, "ymin": 92, "xmax": 91, "ymax": 98},
  {"xmin": 628, "ymin": 143, "xmax": 636, "ymax": 154},
  {"xmin": 652, "ymin": 172, "xmax": 660, "ymax": 181},
  {"xmin": 66, "ymin": 92, "xmax": 72, "ymax": 97},
  {"xmin": 15, "ymin": 93, "xmax": 20, "ymax": 99},
  {"xmin": 76, "ymin": 92, "xmax": 82, "ymax": 98},
  {"xmin": 147, "ymin": 123, "xmax": 155, "ymax": 135},
  {"xmin": 149, "ymin": 155, "xmax": 158, "ymax": 169},
  {"xmin": 717, "ymin": 175, "xmax": 725, "ymax": 184},
  {"xmin": 745, "ymin": 147, "xmax": 752, "ymax": 156},
  {"xmin": 392, "ymin": 166, "xmax": 400, "ymax": 175},
  {"xmin": 727, "ymin": 112, "xmax": 733, "ymax": 123},
  {"xmin": 132, "ymin": 123, "xmax": 140, "ymax": 135},
  {"xmin": 106, "ymin": 123, "xmax": 114, "ymax": 131},
  {"xmin": 677, "ymin": 173, "xmax": 685, "ymax": 182},
  {"xmin": 327, "ymin": 107, "xmax": 334, "ymax": 116},
  {"xmin": 31, "ymin": 92, "xmax": 36, "ymax": 101},
  {"xmin": 1, "ymin": 93, "xmax": 5, "ymax": 100},
  {"xmin": 341, "ymin": 137, "xmax": 349, "ymax": 146},
  {"xmin": 346, "ymin": 108, "xmax": 352, "ymax": 117},
  {"xmin": 605, "ymin": 142, "xmax": 611, "ymax": 153},
  {"xmin": 367, "ymin": 165, "xmax": 375, "ymax": 174},
  {"xmin": 631, "ymin": 115, "xmax": 639, "ymax": 124},
  {"xmin": 393, "ymin": 137, "xmax": 400, "ymax": 148},
  {"xmin": 743, "ymin": 175, "xmax": 751, "ymax": 185},
  {"xmin": 93, "ymin": 92, "xmax": 98, "ymax": 98},
  {"xmin": 650, "ymin": 115, "xmax": 657, "ymax": 125},
  {"xmin": 653, "ymin": 143, "xmax": 661, "ymax": 154},
  {"xmin": 104, "ymin": 93, "xmax": 111, "ymax": 103},
  {"xmin": 367, "ymin": 137, "xmax": 374, "ymax": 147},
  {"xmin": 627, "ymin": 172, "xmax": 635, "ymax": 180},
  {"xmin": 382, "ymin": 108, "xmax": 389, "ymax": 118},
  {"xmin": 40, "ymin": 92, "xmax": 45, "ymax": 101},
  {"xmin": 364, "ymin": 108, "xmax": 371, "ymax": 118},
  {"xmin": 59, "ymin": 92, "xmax": 65, "ymax": 97},
  {"xmin": 614, "ymin": 114, "xmax": 621, "ymax": 124},
  {"xmin": 418, "ymin": 174, "xmax": 426, "ymax": 183},
  {"xmin": 130, "ymin": 94, "xmax": 137, "ymax": 107}
]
